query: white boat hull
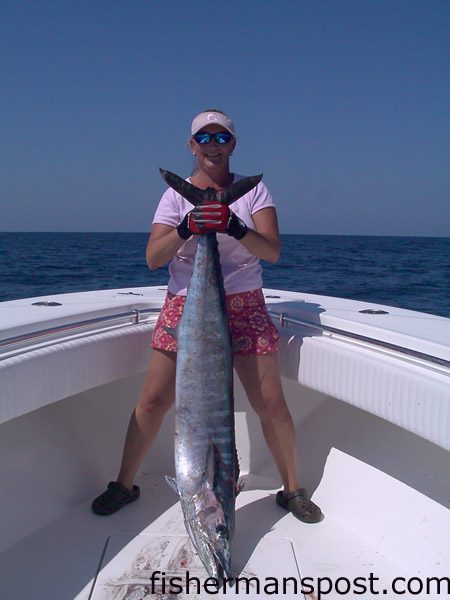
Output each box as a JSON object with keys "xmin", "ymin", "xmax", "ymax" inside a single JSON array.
[{"xmin": 0, "ymin": 286, "xmax": 449, "ymax": 599}]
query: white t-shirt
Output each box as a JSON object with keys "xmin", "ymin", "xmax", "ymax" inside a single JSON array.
[{"xmin": 152, "ymin": 174, "xmax": 276, "ymax": 295}]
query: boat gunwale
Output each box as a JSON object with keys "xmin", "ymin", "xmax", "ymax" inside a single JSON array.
[
  {"xmin": 269, "ymin": 310, "xmax": 450, "ymax": 370},
  {"xmin": 0, "ymin": 308, "xmax": 160, "ymax": 358},
  {"xmin": 1, "ymin": 300, "xmax": 448, "ymax": 371}
]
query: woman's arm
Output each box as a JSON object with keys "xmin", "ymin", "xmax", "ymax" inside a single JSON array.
[
  {"xmin": 146, "ymin": 206, "xmax": 280, "ymax": 270},
  {"xmin": 238, "ymin": 207, "xmax": 280, "ymax": 263},
  {"xmin": 146, "ymin": 223, "xmax": 185, "ymax": 270}
]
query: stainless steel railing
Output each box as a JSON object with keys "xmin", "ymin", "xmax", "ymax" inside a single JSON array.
[
  {"xmin": 0, "ymin": 308, "xmax": 160, "ymax": 357},
  {"xmin": 1, "ymin": 305, "xmax": 448, "ymax": 370},
  {"xmin": 268, "ymin": 309, "xmax": 450, "ymax": 370}
]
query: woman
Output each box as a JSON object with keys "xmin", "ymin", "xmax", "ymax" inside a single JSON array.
[{"xmin": 92, "ymin": 110, "xmax": 322, "ymax": 523}]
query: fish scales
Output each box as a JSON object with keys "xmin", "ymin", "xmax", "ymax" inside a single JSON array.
[
  {"xmin": 176, "ymin": 231, "xmax": 235, "ymax": 505},
  {"xmin": 160, "ymin": 169, "xmax": 262, "ymax": 581}
]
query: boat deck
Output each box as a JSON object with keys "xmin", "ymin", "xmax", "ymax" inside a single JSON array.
[
  {"xmin": 1, "ymin": 287, "xmax": 449, "ymax": 599},
  {"xmin": 1, "ymin": 447, "xmax": 447, "ymax": 600}
]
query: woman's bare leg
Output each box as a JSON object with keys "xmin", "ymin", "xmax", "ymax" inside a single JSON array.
[
  {"xmin": 117, "ymin": 349, "xmax": 176, "ymax": 490},
  {"xmin": 234, "ymin": 352, "xmax": 299, "ymax": 492}
]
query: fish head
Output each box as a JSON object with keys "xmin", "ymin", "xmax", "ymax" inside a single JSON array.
[{"xmin": 187, "ymin": 489, "xmax": 232, "ymax": 580}]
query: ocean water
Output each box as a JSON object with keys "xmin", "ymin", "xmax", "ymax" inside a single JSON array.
[{"xmin": 0, "ymin": 233, "xmax": 449, "ymax": 318}]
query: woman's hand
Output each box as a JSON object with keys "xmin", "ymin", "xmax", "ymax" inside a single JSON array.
[
  {"xmin": 177, "ymin": 202, "xmax": 248, "ymax": 240},
  {"xmin": 146, "ymin": 205, "xmax": 280, "ymax": 271}
]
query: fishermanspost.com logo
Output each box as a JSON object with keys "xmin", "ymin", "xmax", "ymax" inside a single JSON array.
[{"xmin": 144, "ymin": 570, "xmax": 450, "ymax": 597}]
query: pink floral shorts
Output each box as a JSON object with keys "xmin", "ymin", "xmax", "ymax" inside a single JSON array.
[{"xmin": 151, "ymin": 288, "xmax": 279, "ymax": 356}]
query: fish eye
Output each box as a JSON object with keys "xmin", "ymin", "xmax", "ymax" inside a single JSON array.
[{"xmin": 216, "ymin": 524, "xmax": 227, "ymax": 536}]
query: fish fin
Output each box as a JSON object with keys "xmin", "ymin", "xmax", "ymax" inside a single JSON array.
[
  {"xmin": 221, "ymin": 174, "xmax": 263, "ymax": 206},
  {"xmin": 163, "ymin": 325, "xmax": 178, "ymax": 340},
  {"xmin": 160, "ymin": 168, "xmax": 263, "ymax": 208},
  {"xmin": 165, "ymin": 476, "xmax": 180, "ymax": 496},
  {"xmin": 159, "ymin": 168, "xmax": 204, "ymax": 206}
]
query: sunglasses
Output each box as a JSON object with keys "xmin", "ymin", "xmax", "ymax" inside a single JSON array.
[{"xmin": 193, "ymin": 131, "xmax": 233, "ymax": 145}]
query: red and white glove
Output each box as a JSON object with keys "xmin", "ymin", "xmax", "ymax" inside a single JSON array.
[
  {"xmin": 191, "ymin": 202, "xmax": 230, "ymax": 234},
  {"xmin": 177, "ymin": 202, "xmax": 248, "ymax": 240}
]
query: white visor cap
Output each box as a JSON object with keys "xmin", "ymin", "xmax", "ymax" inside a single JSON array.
[{"xmin": 191, "ymin": 111, "xmax": 235, "ymax": 136}]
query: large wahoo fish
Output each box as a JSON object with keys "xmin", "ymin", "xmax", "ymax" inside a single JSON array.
[{"xmin": 160, "ymin": 169, "xmax": 262, "ymax": 581}]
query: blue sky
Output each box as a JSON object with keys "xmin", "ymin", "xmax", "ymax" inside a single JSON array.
[{"xmin": 2, "ymin": 0, "xmax": 449, "ymax": 235}]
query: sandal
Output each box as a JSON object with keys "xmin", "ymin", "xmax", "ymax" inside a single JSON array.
[
  {"xmin": 91, "ymin": 481, "xmax": 140, "ymax": 516},
  {"xmin": 276, "ymin": 488, "xmax": 323, "ymax": 523}
]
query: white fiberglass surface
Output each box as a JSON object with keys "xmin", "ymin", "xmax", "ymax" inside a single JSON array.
[{"xmin": 1, "ymin": 371, "xmax": 449, "ymax": 600}]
